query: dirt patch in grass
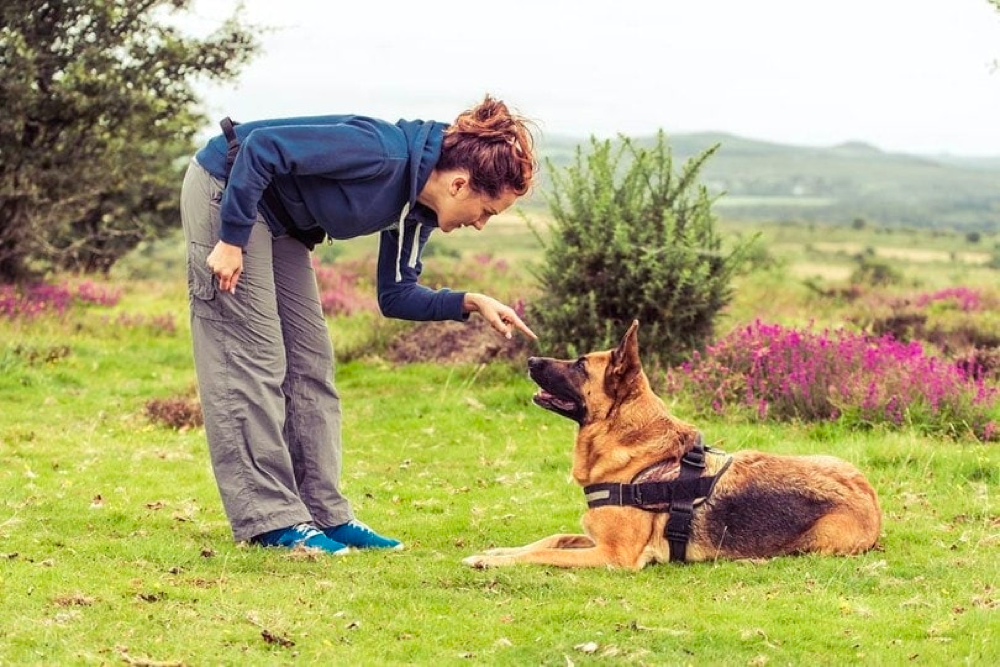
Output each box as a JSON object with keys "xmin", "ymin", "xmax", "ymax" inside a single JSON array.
[
  {"xmin": 145, "ymin": 394, "xmax": 204, "ymax": 430},
  {"xmin": 385, "ymin": 318, "xmax": 535, "ymax": 365}
]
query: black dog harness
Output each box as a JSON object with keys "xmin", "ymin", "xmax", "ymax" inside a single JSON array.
[{"xmin": 582, "ymin": 434, "xmax": 732, "ymax": 562}]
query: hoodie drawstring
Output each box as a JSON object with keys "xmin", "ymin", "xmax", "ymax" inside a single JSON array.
[
  {"xmin": 408, "ymin": 223, "xmax": 421, "ymax": 270},
  {"xmin": 395, "ymin": 202, "xmax": 423, "ymax": 283}
]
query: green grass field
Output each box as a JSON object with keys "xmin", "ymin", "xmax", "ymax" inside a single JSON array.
[{"xmin": 2, "ymin": 221, "xmax": 998, "ymax": 665}]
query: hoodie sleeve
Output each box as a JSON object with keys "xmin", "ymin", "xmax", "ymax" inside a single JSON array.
[
  {"xmin": 219, "ymin": 123, "xmax": 388, "ymax": 246},
  {"xmin": 376, "ymin": 225, "xmax": 467, "ymax": 322}
]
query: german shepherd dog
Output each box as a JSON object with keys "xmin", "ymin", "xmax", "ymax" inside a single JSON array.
[{"xmin": 464, "ymin": 321, "xmax": 881, "ymax": 569}]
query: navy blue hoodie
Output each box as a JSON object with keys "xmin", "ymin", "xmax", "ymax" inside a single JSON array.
[{"xmin": 194, "ymin": 115, "xmax": 465, "ymax": 322}]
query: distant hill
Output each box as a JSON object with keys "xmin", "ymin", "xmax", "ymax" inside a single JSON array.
[{"xmin": 529, "ymin": 132, "xmax": 1000, "ymax": 230}]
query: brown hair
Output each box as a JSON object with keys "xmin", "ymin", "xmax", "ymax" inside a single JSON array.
[{"xmin": 438, "ymin": 94, "xmax": 537, "ymax": 198}]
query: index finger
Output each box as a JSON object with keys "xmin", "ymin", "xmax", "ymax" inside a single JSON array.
[{"xmin": 510, "ymin": 314, "xmax": 537, "ymax": 340}]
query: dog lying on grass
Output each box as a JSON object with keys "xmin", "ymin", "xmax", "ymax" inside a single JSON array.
[{"xmin": 464, "ymin": 320, "xmax": 881, "ymax": 569}]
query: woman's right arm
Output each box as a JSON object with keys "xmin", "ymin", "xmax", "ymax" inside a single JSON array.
[{"xmin": 218, "ymin": 122, "xmax": 388, "ymax": 247}]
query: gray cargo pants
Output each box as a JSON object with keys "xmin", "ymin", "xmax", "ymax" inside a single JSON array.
[{"xmin": 180, "ymin": 159, "xmax": 353, "ymax": 542}]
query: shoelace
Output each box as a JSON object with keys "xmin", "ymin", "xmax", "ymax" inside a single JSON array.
[
  {"xmin": 345, "ymin": 520, "xmax": 374, "ymax": 534},
  {"xmin": 290, "ymin": 523, "xmax": 323, "ymax": 540}
]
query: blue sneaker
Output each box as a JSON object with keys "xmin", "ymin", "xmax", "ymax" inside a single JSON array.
[
  {"xmin": 323, "ymin": 520, "xmax": 404, "ymax": 550},
  {"xmin": 251, "ymin": 523, "xmax": 350, "ymax": 555}
]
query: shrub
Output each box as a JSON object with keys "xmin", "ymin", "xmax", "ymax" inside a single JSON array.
[
  {"xmin": 0, "ymin": 280, "xmax": 122, "ymax": 320},
  {"xmin": 851, "ymin": 286, "xmax": 1000, "ymax": 355},
  {"xmin": 145, "ymin": 395, "xmax": 203, "ymax": 430},
  {"xmin": 313, "ymin": 259, "xmax": 378, "ymax": 317},
  {"xmin": 73, "ymin": 280, "xmax": 123, "ymax": 307},
  {"xmin": 0, "ymin": 344, "xmax": 72, "ymax": 371},
  {"xmin": 914, "ymin": 286, "xmax": 987, "ymax": 313},
  {"xmin": 528, "ymin": 132, "xmax": 755, "ymax": 367},
  {"xmin": 0, "ymin": 284, "xmax": 73, "ymax": 319},
  {"xmin": 849, "ymin": 255, "xmax": 902, "ymax": 287},
  {"xmin": 666, "ymin": 320, "xmax": 998, "ymax": 441},
  {"xmin": 738, "ymin": 237, "xmax": 786, "ymax": 274}
]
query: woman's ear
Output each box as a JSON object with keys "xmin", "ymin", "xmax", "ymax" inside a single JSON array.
[{"xmin": 449, "ymin": 172, "xmax": 472, "ymax": 198}]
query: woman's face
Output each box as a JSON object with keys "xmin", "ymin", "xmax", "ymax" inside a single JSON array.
[{"xmin": 436, "ymin": 179, "xmax": 518, "ymax": 233}]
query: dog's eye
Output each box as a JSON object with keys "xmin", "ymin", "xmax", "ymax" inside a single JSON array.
[{"xmin": 574, "ymin": 358, "xmax": 586, "ymax": 371}]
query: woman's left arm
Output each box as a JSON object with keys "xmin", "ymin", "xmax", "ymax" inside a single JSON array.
[
  {"xmin": 375, "ymin": 225, "xmax": 536, "ymax": 339},
  {"xmin": 375, "ymin": 225, "xmax": 466, "ymax": 321}
]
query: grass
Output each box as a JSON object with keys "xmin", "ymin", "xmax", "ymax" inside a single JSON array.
[{"xmin": 2, "ymin": 222, "xmax": 999, "ymax": 665}]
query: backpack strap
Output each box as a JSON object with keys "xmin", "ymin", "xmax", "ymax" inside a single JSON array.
[{"xmin": 220, "ymin": 117, "xmax": 240, "ymax": 177}]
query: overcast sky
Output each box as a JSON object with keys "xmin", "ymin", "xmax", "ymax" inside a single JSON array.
[{"xmin": 181, "ymin": 0, "xmax": 1000, "ymax": 156}]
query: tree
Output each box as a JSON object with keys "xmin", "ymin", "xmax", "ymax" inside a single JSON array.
[
  {"xmin": 528, "ymin": 132, "xmax": 756, "ymax": 369},
  {"xmin": 0, "ymin": 0, "xmax": 259, "ymax": 282}
]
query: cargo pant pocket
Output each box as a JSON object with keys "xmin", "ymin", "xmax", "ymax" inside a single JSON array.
[{"xmin": 188, "ymin": 241, "xmax": 249, "ymax": 323}]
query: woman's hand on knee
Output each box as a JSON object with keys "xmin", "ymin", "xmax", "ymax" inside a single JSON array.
[{"xmin": 207, "ymin": 240, "xmax": 244, "ymax": 294}]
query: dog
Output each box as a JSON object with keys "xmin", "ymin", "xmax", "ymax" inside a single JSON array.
[{"xmin": 463, "ymin": 320, "xmax": 881, "ymax": 569}]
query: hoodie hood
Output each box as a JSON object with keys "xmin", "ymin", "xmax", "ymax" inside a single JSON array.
[
  {"xmin": 391, "ymin": 119, "xmax": 447, "ymax": 280},
  {"xmin": 396, "ymin": 118, "xmax": 446, "ymax": 227}
]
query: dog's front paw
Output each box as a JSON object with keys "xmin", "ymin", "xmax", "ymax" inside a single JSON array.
[
  {"xmin": 463, "ymin": 554, "xmax": 510, "ymax": 569},
  {"xmin": 481, "ymin": 546, "xmax": 522, "ymax": 556}
]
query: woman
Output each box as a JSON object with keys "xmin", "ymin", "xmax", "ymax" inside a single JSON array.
[{"xmin": 180, "ymin": 95, "xmax": 537, "ymax": 554}]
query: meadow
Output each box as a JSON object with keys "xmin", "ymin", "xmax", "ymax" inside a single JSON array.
[{"xmin": 1, "ymin": 215, "xmax": 998, "ymax": 665}]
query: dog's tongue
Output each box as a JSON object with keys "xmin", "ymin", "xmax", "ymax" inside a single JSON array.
[{"xmin": 534, "ymin": 390, "xmax": 575, "ymax": 411}]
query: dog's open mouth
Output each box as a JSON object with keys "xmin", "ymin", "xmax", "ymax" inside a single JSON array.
[{"xmin": 533, "ymin": 389, "xmax": 578, "ymax": 414}]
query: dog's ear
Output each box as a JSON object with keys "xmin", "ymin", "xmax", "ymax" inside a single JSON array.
[{"xmin": 609, "ymin": 320, "xmax": 642, "ymax": 382}]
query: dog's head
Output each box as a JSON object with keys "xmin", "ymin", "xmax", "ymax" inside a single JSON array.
[{"xmin": 528, "ymin": 320, "xmax": 646, "ymax": 425}]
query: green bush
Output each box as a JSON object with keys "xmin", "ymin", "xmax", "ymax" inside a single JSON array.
[
  {"xmin": 987, "ymin": 250, "xmax": 1000, "ymax": 270},
  {"xmin": 849, "ymin": 255, "xmax": 903, "ymax": 287},
  {"xmin": 528, "ymin": 132, "xmax": 755, "ymax": 367}
]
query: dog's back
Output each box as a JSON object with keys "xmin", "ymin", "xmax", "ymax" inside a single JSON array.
[{"xmin": 684, "ymin": 450, "xmax": 881, "ymax": 562}]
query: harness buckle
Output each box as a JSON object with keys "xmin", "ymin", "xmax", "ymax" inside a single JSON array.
[
  {"xmin": 667, "ymin": 500, "xmax": 695, "ymax": 562},
  {"xmin": 666, "ymin": 502, "xmax": 693, "ymax": 539},
  {"xmin": 631, "ymin": 483, "xmax": 643, "ymax": 506},
  {"xmin": 682, "ymin": 448, "xmax": 706, "ymax": 469}
]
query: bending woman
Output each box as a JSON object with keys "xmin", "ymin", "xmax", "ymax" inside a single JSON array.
[{"xmin": 179, "ymin": 95, "xmax": 536, "ymax": 554}]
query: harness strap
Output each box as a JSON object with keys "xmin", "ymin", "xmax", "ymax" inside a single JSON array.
[
  {"xmin": 583, "ymin": 476, "xmax": 717, "ymax": 509},
  {"xmin": 581, "ymin": 438, "xmax": 731, "ymax": 564},
  {"xmin": 666, "ymin": 444, "xmax": 708, "ymax": 562}
]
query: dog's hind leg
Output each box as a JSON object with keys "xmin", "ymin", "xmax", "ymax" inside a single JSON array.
[{"xmin": 799, "ymin": 510, "xmax": 880, "ymax": 555}]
